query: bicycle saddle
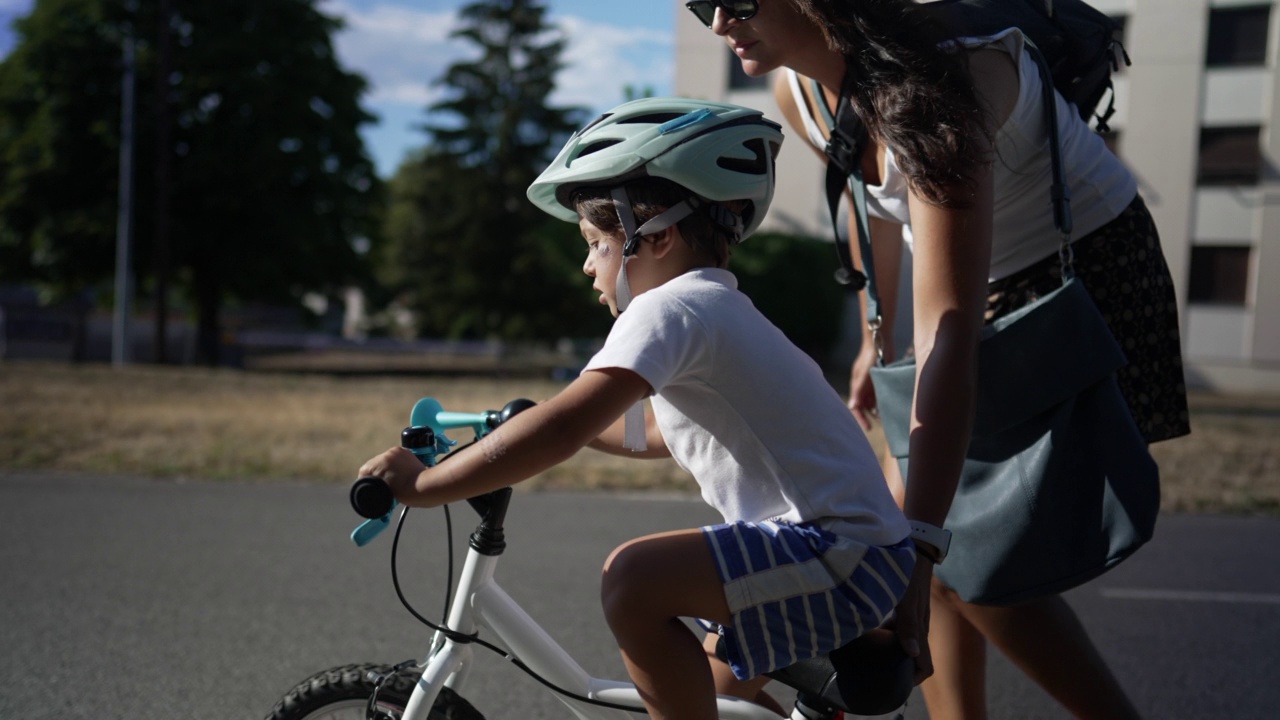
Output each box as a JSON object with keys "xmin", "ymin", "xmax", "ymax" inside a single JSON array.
[{"xmin": 718, "ymin": 628, "xmax": 914, "ymax": 716}]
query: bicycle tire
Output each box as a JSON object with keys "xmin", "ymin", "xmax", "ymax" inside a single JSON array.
[{"xmin": 265, "ymin": 663, "xmax": 485, "ymax": 720}]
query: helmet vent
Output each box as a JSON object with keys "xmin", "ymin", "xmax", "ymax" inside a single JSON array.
[
  {"xmin": 577, "ymin": 139, "xmax": 623, "ymax": 158},
  {"xmin": 715, "ymin": 138, "xmax": 770, "ymax": 175}
]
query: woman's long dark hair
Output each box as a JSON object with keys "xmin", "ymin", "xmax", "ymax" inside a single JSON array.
[{"xmin": 794, "ymin": 0, "xmax": 991, "ymax": 207}]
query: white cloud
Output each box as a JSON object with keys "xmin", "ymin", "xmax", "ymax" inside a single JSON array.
[
  {"xmin": 318, "ymin": 1, "xmax": 674, "ymax": 175},
  {"xmin": 323, "ymin": 1, "xmax": 671, "ymax": 114},
  {"xmin": 320, "ymin": 0, "xmax": 465, "ymax": 107},
  {"xmin": 554, "ymin": 16, "xmax": 673, "ymax": 113}
]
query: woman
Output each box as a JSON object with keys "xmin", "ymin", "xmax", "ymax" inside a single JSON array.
[{"xmin": 684, "ymin": 1, "xmax": 1189, "ymax": 718}]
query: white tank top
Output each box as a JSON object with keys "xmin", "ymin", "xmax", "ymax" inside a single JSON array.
[{"xmin": 786, "ymin": 29, "xmax": 1137, "ymax": 281}]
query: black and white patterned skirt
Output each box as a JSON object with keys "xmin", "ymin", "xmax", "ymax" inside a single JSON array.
[{"xmin": 986, "ymin": 195, "xmax": 1191, "ymax": 443}]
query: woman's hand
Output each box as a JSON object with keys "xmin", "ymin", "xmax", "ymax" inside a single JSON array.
[
  {"xmin": 891, "ymin": 555, "xmax": 936, "ymax": 684},
  {"xmin": 848, "ymin": 344, "xmax": 880, "ymax": 431},
  {"xmin": 358, "ymin": 447, "xmax": 427, "ymax": 504}
]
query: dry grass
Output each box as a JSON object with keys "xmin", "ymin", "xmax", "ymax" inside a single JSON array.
[
  {"xmin": 2, "ymin": 360, "xmax": 1277, "ymax": 515},
  {"xmin": 0, "ymin": 360, "xmax": 689, "ymax": 492}
]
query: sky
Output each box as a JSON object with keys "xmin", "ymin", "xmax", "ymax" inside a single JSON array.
[{"xmin": 0, "ymin": 0, "xmax": 676, "ymax": 178}]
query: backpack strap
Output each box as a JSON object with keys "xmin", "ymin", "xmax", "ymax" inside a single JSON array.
[{"xmin": 817, "ymin": 66, "xmax": 871, "ymax": 295}]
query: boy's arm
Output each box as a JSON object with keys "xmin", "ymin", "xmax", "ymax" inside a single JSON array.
[
  {"xmin": 359, "ymin": 367, "xmax": 651, "ymax": 507},
  {"xmin": 587, "ymin": 402, "xmax": 671, "ymax": 459}
]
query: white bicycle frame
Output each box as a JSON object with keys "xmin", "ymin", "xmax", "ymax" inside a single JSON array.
[
  {"xmin": 394, "ymin": 522, "xmax": 787, "ymax": 720},
  {"xmin": 353, "ymin": 397, "xmax": 790, "ymax": 720}
]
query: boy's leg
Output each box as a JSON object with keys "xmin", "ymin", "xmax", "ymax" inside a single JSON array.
[
  {"xmin": 601, "ymin": 529, "xmax": 735, "ymax": 720},
  {"xmin": 702, "ymin": 633, "xmax": 786, "ymax": 716}
]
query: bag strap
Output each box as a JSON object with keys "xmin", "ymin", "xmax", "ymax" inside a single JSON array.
[
  {"xmin": 815, "ymin": 41, "xmax": 1076, "ymax": 362},
  {"xmin": 1023, "ymin": 39, "xmax": 1077, "ymax": 280}
]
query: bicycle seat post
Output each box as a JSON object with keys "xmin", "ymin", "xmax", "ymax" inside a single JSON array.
[{"xmin": 790, "ymin": 693, "xmax": 841, "ymax": 720}]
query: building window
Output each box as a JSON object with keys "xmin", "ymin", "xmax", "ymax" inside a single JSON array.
[
  {"xmin": 727, "ymin": 48, "xmax": 769, "ymax": 90},
  {"xmin": 1188, "ymin": 245, "xmax": 1251, "ymax": 306},
  {"xmin": 1205, "ymin": 5, "xmax": 1271, "ymax": 67},
  {"xmin": 1197, "ymin": 126, "xmax": 1263, "ymax": 186}
]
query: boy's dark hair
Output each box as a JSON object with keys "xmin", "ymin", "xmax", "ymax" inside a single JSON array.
[{"xmin": 572, "ymin": 177, "xmax": 743, "ymax": 268}]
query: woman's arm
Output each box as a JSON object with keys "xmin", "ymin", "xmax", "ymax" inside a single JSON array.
[
  {"xmin": 889, "ymin": 47, "xmax": 1015, "ymax": 679},
  {"xmin": 902, "ymin": 46, "xmax": 1018, "ymax": 527},
  {"xmin": 901, "ymin": 176, "xmax": 993, "ymax": 529},
  {"xmin": 773, "ymin": 71, "xmax": 909, "ymax": 427},
  {"xmin": 849, "ymin": 215, "xmax": 903, "ymax": 429},
  {"xmin": 588, "ymin": 403, "xmax": 671, "ymax": 459},
  {"xmin": 359, "ymin": 367, "xmax": 652, "ymax": 507}
]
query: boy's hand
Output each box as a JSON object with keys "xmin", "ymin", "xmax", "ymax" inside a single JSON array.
[
  {"xmin": 891, "ymin": 556, "xmax": 935, "ymax": 684},
  {"xmin": 359, "ymin": 447, "xmax": 427, "ymax": 503}
]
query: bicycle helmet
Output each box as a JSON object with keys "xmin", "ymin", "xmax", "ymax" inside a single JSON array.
[{"xmin": 527, "ymin": 96, "xmax": 784, "ymax": 241}]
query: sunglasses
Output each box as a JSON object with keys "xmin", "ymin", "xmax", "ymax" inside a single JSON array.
[{"xmin": 685, "ymin": 1, "xmax": 759, "ymax": 27}]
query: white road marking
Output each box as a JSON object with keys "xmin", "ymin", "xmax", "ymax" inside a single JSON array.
[{"xmin": 1100, "ymin": 588, "xmax": 1280, "ymax": 605}]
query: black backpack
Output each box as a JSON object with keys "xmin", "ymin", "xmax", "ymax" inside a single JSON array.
[
  {"xmin": 821, "ymin": 0, "xmax": 1129, "ymax": 288},
  {"xmin": 928, "ymin": 0, "xmax": 1129, "ymax": 130}
]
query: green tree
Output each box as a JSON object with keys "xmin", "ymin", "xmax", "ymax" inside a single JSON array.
[
  {"xmin": 0, "ymin": 0, "xmax": 382, "ymax": 364},
  {"xmin": 379, "ymin": 0, "xmax": 602, "ymax": 342},
  {"xmin": 732, "ymin": 232, "xmax": 846, "ymax": 366}
]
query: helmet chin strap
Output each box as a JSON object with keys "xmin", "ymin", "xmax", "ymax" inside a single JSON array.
[
  {"xmin": 609, "ymin": 187, "xmax": 703, "ymax": 313},
  {"xmin": 607, "ymin": 187, "xmax": 702, "ymax": 452}
]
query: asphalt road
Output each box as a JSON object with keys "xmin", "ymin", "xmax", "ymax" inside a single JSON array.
[{"xmin": 1, "ymin": 473, "xmax": 1278, "ymax": 719}]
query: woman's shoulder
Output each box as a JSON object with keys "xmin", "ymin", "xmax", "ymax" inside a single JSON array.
[
  {"xmin": 966, "ymin": 47, "xmax": 1020, "ymax": 133},
  {"xmin": 772, "ymin": 71, "xmax": 818, "ymax": 144}
]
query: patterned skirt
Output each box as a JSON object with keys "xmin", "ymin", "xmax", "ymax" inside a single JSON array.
[{"xmin": 986, "ymin": 196, "xmax": 1191, "ymax": 443}]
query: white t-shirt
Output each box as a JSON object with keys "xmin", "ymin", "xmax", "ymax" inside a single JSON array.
[
  {"xmin": 785, "ymin": 29, "xmax": 1138, "ymax": 281},
  {"xmin": 583, "ymin": 268, "xmax": 909, "ymax": 547}
]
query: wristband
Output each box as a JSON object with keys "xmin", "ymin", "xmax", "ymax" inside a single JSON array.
[{"xmin": 908, "ymin": 520, "xmax": 952, "ymax": 565}]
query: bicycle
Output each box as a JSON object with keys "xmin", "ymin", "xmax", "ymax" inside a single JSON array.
[{"xmin": 265, "ymin": 397, "xmax": 915, "ymax": 720}]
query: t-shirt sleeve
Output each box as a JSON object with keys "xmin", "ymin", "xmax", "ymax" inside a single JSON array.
[{"xmin": 581, "ymin": 291, "xmax": 707, "ymax": 394}]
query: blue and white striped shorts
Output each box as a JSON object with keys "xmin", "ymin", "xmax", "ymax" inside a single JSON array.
[{"xmin": 702, "ymin": 520, "xmax": 916, "ymax": 680}]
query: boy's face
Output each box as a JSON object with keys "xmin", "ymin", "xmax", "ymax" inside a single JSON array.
[{"xmin": 579, "ymin": 216, "xmax": 626, "ymax": 317}]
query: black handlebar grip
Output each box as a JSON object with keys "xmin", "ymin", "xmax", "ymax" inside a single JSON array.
[
  {"xmin": 499, "ymin": 398, "xmax": 537, "ymax": 424},
  {"xmin": 350, "ymin": 476, "xmax": 395, "ymax": 519}
]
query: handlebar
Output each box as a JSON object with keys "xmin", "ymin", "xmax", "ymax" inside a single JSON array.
[
  {"xmin": 350, "ymin": 476, "xmax": 396, "ymax": 519},
  {"xmin": 349, "ymin": 397, "xmax": 536, "ymax": 546}
]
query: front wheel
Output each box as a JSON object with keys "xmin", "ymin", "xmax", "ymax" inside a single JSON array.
[{"xmin": 266, "ymin": 663, "xmax": 484, "ymax": 720}]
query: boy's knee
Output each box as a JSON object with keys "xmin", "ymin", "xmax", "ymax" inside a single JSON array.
[
  {"xmin": 599, "ymin": 538, "xmax": 640, "ymax": 617},
  {"xmin": 600, "ymin": 540, "xmax": 653, "ymax": 624}
]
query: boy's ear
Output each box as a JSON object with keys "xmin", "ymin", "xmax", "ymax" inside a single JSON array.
[{"xmin": 646, "ymin": 226, "xmax": 679, "ymax": 259}]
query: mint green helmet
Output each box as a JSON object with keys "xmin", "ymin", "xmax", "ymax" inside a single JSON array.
[{"xmin": 527, "ymin": 97, "xmax": 784, "ymax": 241}]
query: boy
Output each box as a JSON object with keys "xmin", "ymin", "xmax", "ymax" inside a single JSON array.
[{"xmin": 358, "ymin": 98, "xmax": 922, "ymax": 720}]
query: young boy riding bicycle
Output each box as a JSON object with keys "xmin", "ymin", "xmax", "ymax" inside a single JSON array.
[{"xmin": 358, "ymin": 97, "xmax": 943, "ymax": 720}]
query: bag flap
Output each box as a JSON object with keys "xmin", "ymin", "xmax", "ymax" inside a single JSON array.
[
  {"xmin": 871, "ymin": 279, "xmax": 1126, "ymax": 456},
  {"xmin": 973, "ymin": 279, "xmax": 1125, "ymax": 435}
]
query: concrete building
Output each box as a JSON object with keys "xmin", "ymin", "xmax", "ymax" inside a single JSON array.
[{"xmin": 673, "ymin": 0, "xmax": 1280, "ymax": 393}]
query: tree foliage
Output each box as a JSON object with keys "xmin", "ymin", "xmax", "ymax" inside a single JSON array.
[
  {"xmin": 378, "ymin": 0, "xmax": 606, "ymax": 342},
  {"xmin": 732, "ymin": 232, "xmax": 847, "ymax": 365},
  {"xmin": 0, "ymin": 0, "xmax": 382, "ymax": 362}
]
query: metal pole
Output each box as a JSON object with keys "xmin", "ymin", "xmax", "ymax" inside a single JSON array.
[{"xmin": 112, "ymin": 19, "xmax": 136, "ymax": 367}]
